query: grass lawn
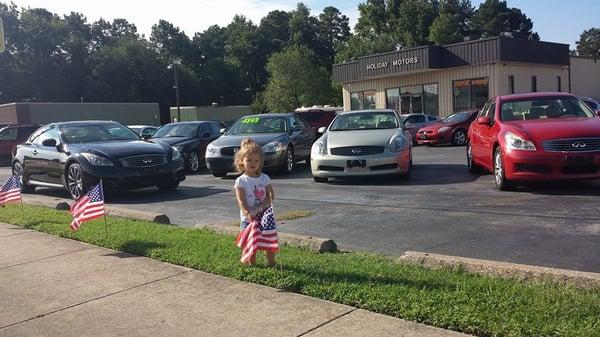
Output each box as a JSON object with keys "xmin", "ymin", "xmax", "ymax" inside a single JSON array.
[{"xmin": 2, "ymin": 204, "xmax": 599, "ymax": 337}]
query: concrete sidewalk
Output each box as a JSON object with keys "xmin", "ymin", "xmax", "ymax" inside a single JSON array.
[{"xmin": 0, "ymin": 223, "xmax": 470, "ymax": 337}]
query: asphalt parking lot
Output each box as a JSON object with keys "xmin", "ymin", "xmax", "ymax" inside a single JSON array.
[{"xmin": 3, "ymin": 145, "xmax": 600, "ymax": 273}]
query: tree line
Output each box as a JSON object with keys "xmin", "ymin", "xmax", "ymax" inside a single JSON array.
[{"xmin": 0, "ymin": 0, "xmax": 598, "ymax": 122}]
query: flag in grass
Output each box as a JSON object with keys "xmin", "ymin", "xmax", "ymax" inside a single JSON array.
[
  {"xmin": 70, "ymin": 182, "xmax": 105, "ymax": 231},
  {"xmin": 0, "ymin": 175, "xmax": 21, "ymax": 205},
  {"xmin": 235, "ymin": 204, "xmax": 278, "ymax": 263}
]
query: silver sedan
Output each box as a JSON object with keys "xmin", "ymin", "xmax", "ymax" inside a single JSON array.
[{"xmin": 310, "ymin": 109, "xmax": 412, "ymax": 183}]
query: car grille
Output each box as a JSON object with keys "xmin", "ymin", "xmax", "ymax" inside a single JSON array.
[
  {"xmin": 542, "ymin": 138, "xmax": 600, "ymax": 152},
  {"xmin": 120, "ymin": 155, "xmax": 167, "ymax": 167},
  {"xmin": 221, "ymin": 147, "xmax": 239, "ymax": 156},
  {"xmin": 330, "ymin": 146, "xmax": 385, "ymax": 156}
]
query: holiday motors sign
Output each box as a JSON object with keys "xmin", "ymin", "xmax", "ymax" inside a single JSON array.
[{"xmin": 366, "ymin": 56, "xmax": 419, "ymax": 71}]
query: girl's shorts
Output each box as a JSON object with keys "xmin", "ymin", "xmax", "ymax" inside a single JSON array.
[{"xmin": 240, "ymin": 220, "xmax": 250, "ymax": 230}]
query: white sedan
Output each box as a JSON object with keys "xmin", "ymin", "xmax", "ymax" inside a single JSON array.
[{"xmin": 310, "ymin": 109, "xmax": 412, "ymax": 183}]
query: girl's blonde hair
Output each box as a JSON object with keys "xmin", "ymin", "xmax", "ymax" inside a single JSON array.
[{"xmin": 234, "ymin": 138, "xmax": 264, "ymax": 172}]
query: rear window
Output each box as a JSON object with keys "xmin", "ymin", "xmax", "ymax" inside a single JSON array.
[{"xmin": 500, "ymin": 97, "xmax": 595, "ymax": 121}]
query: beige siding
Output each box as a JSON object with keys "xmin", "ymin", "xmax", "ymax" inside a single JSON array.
[
  {"xmin": 169, "ymin": 105, "xmax": 252, "ymax": 122},
  {"xmin": 497, "ymin": 63, "xmax": 568, "ymax": 95},
  {"xmin": 341, "ymin": 63, "xmax": 499, "ymax": 117},
  {"xmin": 570, "ymin": 57, "xmax": 600, "ymax": 99}
]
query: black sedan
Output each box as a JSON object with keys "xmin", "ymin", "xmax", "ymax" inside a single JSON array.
[
  {"xmin": 205, "ymin": 113, "xmax": 316, "ymax": 177},
  {"xmin": 151, "ymin": 121, "xmax": 221, "ymax": 173},
  {"xmin": 11, "ymin": 121, "xmax": 185, "ymax": 199}
]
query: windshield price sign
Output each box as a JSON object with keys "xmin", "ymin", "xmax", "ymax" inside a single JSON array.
[{"xmin": 241, "ymin": 117, "xmax": 260, "ymax": 124}]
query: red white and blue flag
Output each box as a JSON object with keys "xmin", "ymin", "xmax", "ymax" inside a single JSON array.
[
  {"xmin": 235, "ymin": 204, "xmax": 279, "ymax": 263},
  {"xmin": 69, "ymin": 182, "xmax": 105, "ymax": 231},
  {"xmin": 0, "ymin": 175, "xmax": 21, "ymax": 205}
]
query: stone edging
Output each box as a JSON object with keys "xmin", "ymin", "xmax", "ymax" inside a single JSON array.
[{"xmin": 399, "ymin": 251, "xmax": 600, "ymax": 289}]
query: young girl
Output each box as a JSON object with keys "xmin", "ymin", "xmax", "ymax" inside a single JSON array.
[{"xmin": 234, "ymin": 138, "xmax": 276, "ymax": 266}]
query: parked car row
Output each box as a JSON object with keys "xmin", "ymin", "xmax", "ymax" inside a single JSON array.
[{"xmin": 7, "ymin": 92, "xmax": 600, "ymax": 199}]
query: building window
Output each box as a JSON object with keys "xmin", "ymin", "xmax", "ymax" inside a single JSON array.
[
  {"xmin": 350, "ymin": 91, "xmax": 376, "ymax": 110},
  {"xmin": 531, "ymin": 76, "xmax": 537, "ymax": 92},
  {"xmin": 385, "ymin": 84, "xmax": 439, "ymax": 116},
  {"xmin": 453, "ymin": 78, "xmax": 489, "ymax": 112},
  {"xmin": 386, "ymin": 88, "xmax": 400, "ymax": 113},
  {"xmin": 509, "ymin": 75, "xmax": 515, "ymax": 94},
  {"xmin": 557, "ymin": 76, "xmax": 561, "ymax": 92}
]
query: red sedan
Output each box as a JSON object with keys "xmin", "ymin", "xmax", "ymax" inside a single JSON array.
[
  {"xmin": 416, "ymin": 110, "xmax": 478, "ymax": 146},
  {"xmin": 467, "ymin": 92, "xmax": 600, "ymax": 190}
]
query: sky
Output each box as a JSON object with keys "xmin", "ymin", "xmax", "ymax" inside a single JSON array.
[{"xmin": 6, "ymin": 0, "xmax": 599, "ymax": 49}]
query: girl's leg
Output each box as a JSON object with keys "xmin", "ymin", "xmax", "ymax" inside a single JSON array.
[{"xmin": 266, "ymin": 251, "xmax": 276, "ymax": 267}]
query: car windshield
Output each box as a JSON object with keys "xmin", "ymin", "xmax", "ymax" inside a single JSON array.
[
  {"xmin": 330, "ymin": 111, "xmax": 399, "ymax": 131},
  {"xmin": 442, "ymin": 112, "xmax": 472, "ymax": 123},
  {"xmin": 226, "ymin": 116, "xmax": 287, "ymax": 135},
  {"xmin": 60, "ymin": 124, "xmax": 139, "ymax": 143},
  {"xmin": 500, "ymin": 97, "xmax": 595, "ymax": 121},
  {"xmin": 153, "ymin": 124, "xmax": 198, "ymax": 138}
]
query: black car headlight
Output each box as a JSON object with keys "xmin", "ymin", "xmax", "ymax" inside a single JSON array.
[
  {"xmin": 81, "ymin": 153, "xmax": 114, "ymax": 166},
  {"xmin": 172, "ymin": 147, "xmax": 182, "ymax": 160},
  {"xmin": 262, "ymin": 141, "xmax": 285, "ymax": 154}
]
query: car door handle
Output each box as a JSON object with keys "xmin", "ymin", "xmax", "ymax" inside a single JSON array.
[{"xmin": 32, "ymin": 150, "xmax": 38, "ymax": 155}]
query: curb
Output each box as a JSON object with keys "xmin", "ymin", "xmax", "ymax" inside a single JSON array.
[
  {"xmin": 21, "ymin": 195, "xmax": 171, "ymax": 224},
  {"xmin": 195, "ymin": 223, "xmax": 337, "ymax": 253},
  {"xmin": 399, "ymin": 251, "xmax": 600, "ymax": 289}
]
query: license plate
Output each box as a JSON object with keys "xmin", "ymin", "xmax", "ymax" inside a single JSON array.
[
  {"xmin": 565, "ymin": 155, "xmax": 593, "ymax": 166},
  {"xmin": 347, "ymin": 160, "xmax": 366, "ymax": 168},
  {"xmin": 420, "ymin": 134, "xmax": 427, "ymax": 139}
]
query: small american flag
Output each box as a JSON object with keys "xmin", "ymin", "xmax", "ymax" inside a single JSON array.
[
  {"xmin": 0, "ymin": 176, "xmax": 21, "ymax": 205},
  {"xmin": 235, "ymin": 204, "xmax": 278, "ymax": 263},
  {"xmin": 69, "ymin": 182, "xmax": 105, "ymax": 231}
]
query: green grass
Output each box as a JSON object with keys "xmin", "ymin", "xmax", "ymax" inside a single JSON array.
[{"xmin": 2, "ymin": 204, "xmax": 600, "ymax": 337}]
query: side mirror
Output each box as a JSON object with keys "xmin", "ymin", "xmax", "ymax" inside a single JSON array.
[
  {"xmin": 476, "ymin": 116, "xmax": 492, "ymax": 125},
  {"xmin": 318, "ymin": 127, "xmax": 327, "ymax": 134},
  {"xmin": 42, "ymin": 139, "xmax": 57, "ymax": 147},
  {"xmin": 219, "ymin": 128, "xmax": 226, "ymax": 135},
  {"xmin": 403, "ymin": 123, "xmax": 415, "ymax": 130}
]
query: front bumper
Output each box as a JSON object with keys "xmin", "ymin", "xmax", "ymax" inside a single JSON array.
[
  {"xmin": 206, "ymin": 151, "xmax": 286, "ymax": 172},
  {"xmin": 416, "ymin": 130, "xmax": 452, "ymax": 145},
  {"xmin": 79, "ymin": 158, "xmax": 185, "ymax": 189},
  {"xmin": 504, "ymin": 149, "xmax": 600, "ymax": 181},
  {"xmin": 311, "ymin": 148, "xmax": 410, "ymax": 178}
]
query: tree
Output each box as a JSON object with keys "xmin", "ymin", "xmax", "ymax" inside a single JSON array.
[
  {"xmin": 576, "ymin": 28, "xmax": 600, "ymax": 60},
  {"xmin": 150, "ymin": 19, "xmax": 192, "ymax": 63},
  {"xmin": 429, "ymin": 0, "xmax": 474, "ymax": 45},
  {"xmin": 90, "ymin": 18, "xmax": 138, "ymax": 48},
  {"xmin": 355, "ymin": 0, "xmax": 390, "ymax": 37},
  {"xmin": 318, "ymin": 6, "xmax": 351, "ymax": 68},
  {"xmin": 264, "ymin": 46, "xmax": 335, "ymax": 112},
  {"xmin": 258, "ymin": 10, "xmax": 291, "ymax": 55},
  {"xmin": 470, "ymin": 0, "xmax": 538, "ymax": 40},
  {"xmin": 225, "ymin": 15, "xmax": 261, "ymax": 97},
  {"xmin": 394, "ymin": 0, "xmax": 438, "ymax": 47}
]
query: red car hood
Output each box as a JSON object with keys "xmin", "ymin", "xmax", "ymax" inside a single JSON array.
[{"xmin": 505, "ymin": 117, "xmax": 600, "ymax": 141}]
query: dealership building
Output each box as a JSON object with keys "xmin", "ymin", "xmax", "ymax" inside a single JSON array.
[{"xmin": 332, "ymin": 37, "xmax": 600, "ymax": 117}]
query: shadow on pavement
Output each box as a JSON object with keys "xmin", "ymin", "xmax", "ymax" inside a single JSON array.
[
  {"xmin": 515, "ymin": 181, "xmax": 600, "ymax": 196},
  {"xmin": 115, "ymin": 240, "xmax": 169, "ymax": 256}
]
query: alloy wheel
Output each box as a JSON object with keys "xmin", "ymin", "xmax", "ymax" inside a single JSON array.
[
  {"xmin": 285, "ymin": 148, "xmax": 294, "ymax": 173},
  {"xmin": 12, "ymin": 161, "xmax": 23, "ymax": 178},
  {"xmin": 454, "ymin": 130, "xmax": 466, "ymax": 145},
  {"xmin": 494, "ymin": 150, "xmax": 503, "ymax": 186},
  {"xmin": 67, "ymin": 164, "xmax": 84, "ymax": 199},
  {"xmin": 189, "ymin": 152, "xmax": 200, "ymax": 172}
]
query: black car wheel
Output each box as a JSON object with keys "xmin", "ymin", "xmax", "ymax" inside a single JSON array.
[
  {"xmin": 211, "ymin": 171, "xmax": 228, "ymax": 177},
  {"xmin": 66, "ymin": 163, "xmax": 94, "ymax": 199},
  {"xmin": 466, "ymin": 142, "xmax": 483, "ymax": 174},
  {"xmin": 451, "ymin": 129, "xmax": 467, "ymax": 146},
  {"xmin": 12, "ymin": 161, "xmax": 35, "ymax": 193},
  {"xmin": 157, "ymin": 181, "xmax": 179, "ymax": 191},
  {"xmin": 493, "ymin": 147, "xmax": 513, "ymax": 191},
  {"xmin": 187, "ymin": 151, "xmax": 200, "ymax": 173},
  {"xmin": 282, "ymin": 146, "xmax": 294, "ymax": 174}
]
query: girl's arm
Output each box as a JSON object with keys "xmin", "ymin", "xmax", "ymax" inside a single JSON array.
[
  {"xmin": 260, "ymin": 183, "xmax": 275, "ymax": 210},
  {"xmin": 235, "ymin": 187, "xmax": 253, "ymax": 220}
]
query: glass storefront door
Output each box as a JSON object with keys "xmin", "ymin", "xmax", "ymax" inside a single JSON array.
[{"xmin": 400, "ymin": 86, "xmax": 423, "ymax": 114}]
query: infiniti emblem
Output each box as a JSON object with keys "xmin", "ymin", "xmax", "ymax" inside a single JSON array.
[
  {"xmin": 351, "ymin": 148, "xmax": 362, "ymax": 154},
  {"xmin": 143, "ymin": 158, "xmax": 153, "ymax": 164},
  {"xmin": 571, "ymin": 142, "xmax": 587, "ymax": 148}
]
